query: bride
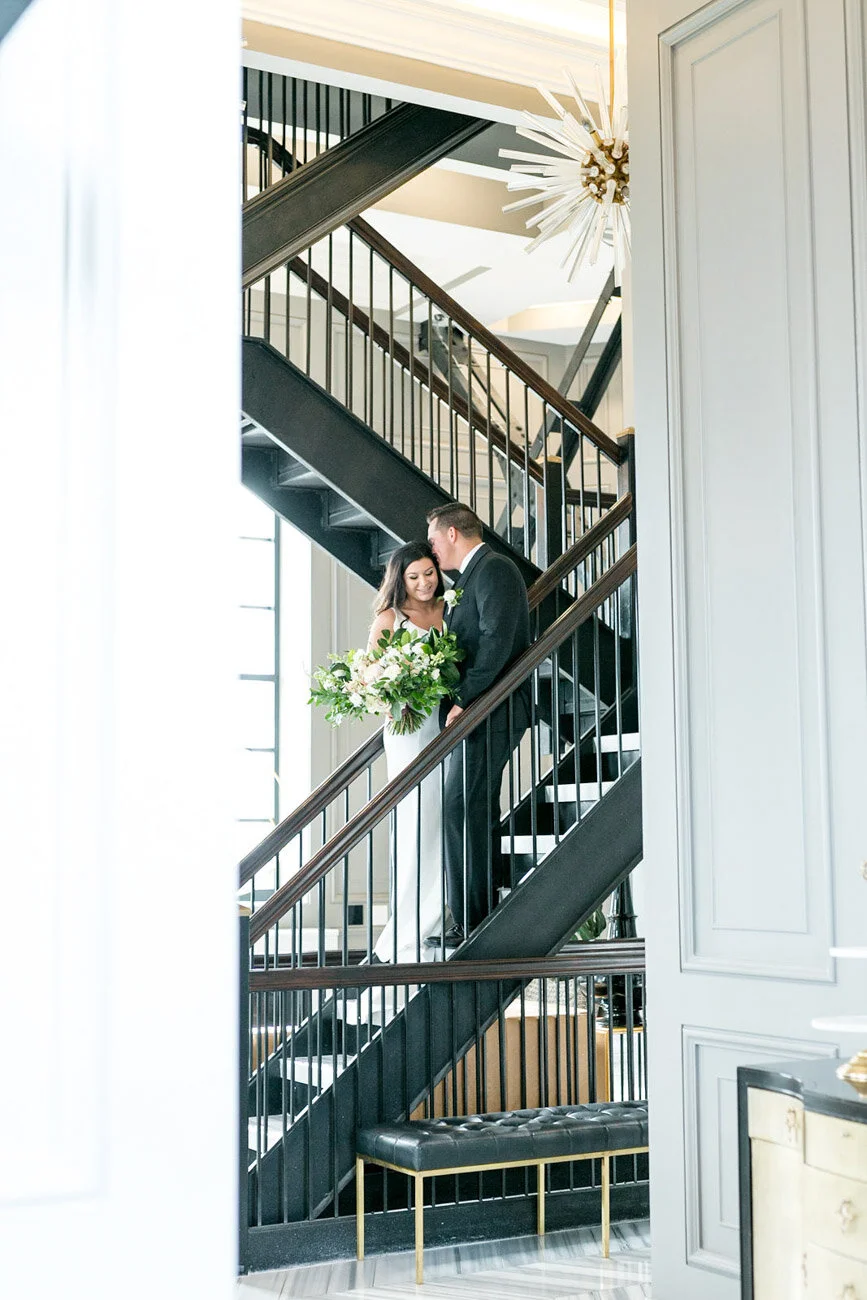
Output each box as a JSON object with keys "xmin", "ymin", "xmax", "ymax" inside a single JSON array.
[{"xmin": 367, "ymin": 541, "xmax": 449, "ymax": 963}]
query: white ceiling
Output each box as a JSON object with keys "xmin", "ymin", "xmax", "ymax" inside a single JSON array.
[
  {"xmin": 364, "ymin": 201, "xmax": 616, "ymax": 345},
  {"xmin": 426, "ymin": 0, "xmax": 626, "ymax": 43},
  {"xmin": 243, "ymin": 0, "xmax": 626, "ymax": 99}
]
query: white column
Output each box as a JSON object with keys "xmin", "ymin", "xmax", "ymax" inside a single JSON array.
[{"xmin": 0, "ymin": 1, "xmax": 240, "ymax": 1297}]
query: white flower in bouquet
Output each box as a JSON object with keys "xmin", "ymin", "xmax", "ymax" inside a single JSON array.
[{"xmin": 309, "ymin": 624, "xmax": 465, "ymax": 735}]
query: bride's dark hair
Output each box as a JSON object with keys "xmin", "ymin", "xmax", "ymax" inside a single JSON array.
[{"xmin": 374, "ymin": 542, "xmax": 444, "ymax": 615}]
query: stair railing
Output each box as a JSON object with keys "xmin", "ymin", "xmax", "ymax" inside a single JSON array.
[
  {"xmin": 238, "ymin": 492, "xmax": 634, "ymax": 944},
  {"xmin": 242, "ymin": 937, "xmax": 648, "ymax": 1241},
  {"xmin": 247, "ymin": 555, "xmax": 636, "ymax": 979},
  {"xmin": 242, "ymin": 68, "xmax": 397, "ymax": 203},
  {"xmin": 241, "ymin": 134, "xmax": 623, "ymax": 568}
]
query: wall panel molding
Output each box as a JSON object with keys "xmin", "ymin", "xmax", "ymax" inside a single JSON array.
[
  {"xmin": 659, "ymin": 0, "xmax": 834, "ymax": 982},
  {"xmin": 845, "ymin": 0, "xmax": 867, "ymax": 636},
  {"xmin": 682, "ymin": 1025, "xmax": 837, "ymax": 1276}
]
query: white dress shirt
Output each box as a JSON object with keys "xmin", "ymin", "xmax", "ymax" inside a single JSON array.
[{"xmin": 458, "ymin": 541, "xmax": 485, "ymax": 574}]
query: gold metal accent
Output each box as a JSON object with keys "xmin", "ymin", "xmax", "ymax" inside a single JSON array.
[
  {"xmin": 602, "ymin": 1154, "xmax": 611, "ymax": 1258},
  {"xmin": 608, "ymin": 0, "xmax": 616, "ymax": 112},
  {"xmin": 356, "ymin": 1144, "xmax": 649, "ymax": 1282},
  {"xmin": 786, "ymin": 1106, "xmax": 800, "ymax": 1142},
  {"xmin": 837, "ymin": 1051, "xmax": 867, "ymax": 1096},
  {"xmin": 359, "ymin": 1145, "xmax": 648, "ymax": 1181},
  {"xmin": 415, "ymin": 1173, "xmax": 424, "ymax": 1284},
  {"xmin": 356, "ymin": 1157, "xmax": 365, "ymax": 1261},
  {"xmin": 838, "ymin": 1198, "xmax": 858, "ymax": 1232}
]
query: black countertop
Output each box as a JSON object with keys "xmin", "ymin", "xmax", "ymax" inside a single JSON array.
[{"xmin": 737, "ymin": 1055, "xmax": 867, "ymax": 1124}]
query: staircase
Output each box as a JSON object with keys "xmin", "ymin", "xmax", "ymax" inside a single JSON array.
[{"xmin": 235, "ymin": 68, "xmax": 643, "ymax": 1267}]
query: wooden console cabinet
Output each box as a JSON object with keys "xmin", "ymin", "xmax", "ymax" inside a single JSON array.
[{"xmin": 738, "ymin": 1058, "xmax": 867, "ymax": 1299}]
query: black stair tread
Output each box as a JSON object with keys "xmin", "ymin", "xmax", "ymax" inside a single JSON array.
[
  {"xmin": 327, "ymin": 497, "xmax": 372, "ymax": 529},
  {"xmin": 276, "ymin": 459, "xmax": 329, "ymax": 490}
]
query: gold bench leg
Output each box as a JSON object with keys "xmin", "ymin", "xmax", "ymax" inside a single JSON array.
[
  {"xmin": 537, "ymin": 1162, "xmax": 545, "ymax": 1236},
  {"xmin": 356, "ymin": 1157, "xmax": 365, "ymax": 1261},
  {"xmin": 415, "ymin": 1173, "xmax": 424, "ymax": 1284},
  {"xmin": 601, "ymin": 1154, "xmax": 610, "ymax": 1258}
]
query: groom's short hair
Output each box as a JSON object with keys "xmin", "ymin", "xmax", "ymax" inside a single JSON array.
[{"xmin": 426, "ymin": 502, "xmax": 483, "ymax": 539}]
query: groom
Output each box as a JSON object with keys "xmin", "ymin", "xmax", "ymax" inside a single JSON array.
[{"xmin": 425, "ymin": 503, "xmax": 531, "ymax": 947}]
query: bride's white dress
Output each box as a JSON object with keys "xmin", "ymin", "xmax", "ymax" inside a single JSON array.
[{"xmin": 373, "ymin": 611, "xmax": 446, "ymax": 963}]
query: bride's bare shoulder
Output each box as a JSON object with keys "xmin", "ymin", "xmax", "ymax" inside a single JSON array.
[{"xmin": 368, "ymin": 608, "xmax": 396, "ymax": 649}]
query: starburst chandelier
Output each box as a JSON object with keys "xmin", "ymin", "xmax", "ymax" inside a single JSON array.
[{"xmin": 499, "ymin": 4, "xmax": 630, "ymax": 285}]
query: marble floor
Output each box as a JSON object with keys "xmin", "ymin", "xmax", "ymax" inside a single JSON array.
[{"xmin": 238, "ymin": 1219, "xmax": 651, "ymax": 1299}]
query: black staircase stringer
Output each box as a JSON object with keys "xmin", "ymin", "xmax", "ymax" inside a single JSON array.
[
  {"xmin": 243, "ymin": 104, "xmax": 488, "ymax": 286},
  {"xmin": 250, "ymin": 760, "xmax": 642, "ymax": 1224},
  {"xmin": 242, "ymin": 445, "xmax": 389, "ymax": 589},
  {"xmin": 241, "ymin": 337, "xmax": 540, "ymax": 589}
]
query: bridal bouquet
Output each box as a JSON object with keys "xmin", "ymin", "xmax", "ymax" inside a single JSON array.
[{"xmin": 309, "ymin": 627, "xmax": 464, "ymax": 736}]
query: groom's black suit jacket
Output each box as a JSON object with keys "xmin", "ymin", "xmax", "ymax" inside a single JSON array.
[{"xmin": 440, "ymin": 544, "xmax": 531, "ymax": 726}]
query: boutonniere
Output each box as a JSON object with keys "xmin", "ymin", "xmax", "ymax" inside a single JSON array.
[{"xmin": 443, "ymin": 587, "xmax": 463, "ymax": 612}]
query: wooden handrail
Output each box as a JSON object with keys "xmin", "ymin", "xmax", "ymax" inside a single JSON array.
[
  {"xmin": 248, "ymin": 938, "xmax": 646, "ymax": 990},
  {"xmin": 249, "ymin": 544, "xmax": 637, "ymax": 941},
  {"xmin": 351, "ymin": 213, "xmax": 624, "ymax": 465},
  {"xmin": 530, "ymin": 493, "xmax": 632, "ymax": 605},
  {"xmin": 243, "ymin": 127, "xmax": 622, "ymax": 468},
  {"xmin": 238, "ymin": 730, "xmax": 384, "ymax": 885},
  {"xmin": 238, "ymin": 497, "xmax": 633, "ymax": 888},
  {"xmin": 277, "ymin": 249, "xmax": 548, "ymax": 488}
]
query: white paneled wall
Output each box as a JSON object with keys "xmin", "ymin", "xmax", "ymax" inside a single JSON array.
[{"xmin": 630, "ymin": 0, "xmax": 867, "ymax": 1296}]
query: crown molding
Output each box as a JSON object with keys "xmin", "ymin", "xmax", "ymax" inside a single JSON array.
[{"xmin": 242, "ymin": 0, "xmax": 607, "ymax": 94}]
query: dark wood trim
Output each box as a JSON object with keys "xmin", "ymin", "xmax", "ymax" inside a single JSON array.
[
  {"xmin": 238, "ymin": 731, "xmax": 384, "ymax": 885},
  {"xmin": 270, "ymin": 252, "xmax": 548, "ymax": 488},
  {"xmin": 249, "ymin": 545, "xmax": 637, "ymax": 941},
  {"xmin": 248, "ymin": 938, "xmax": 645, "ymax": 990},
  {"xmin": 351, "ymin": 213, "xmax": 623, "ymax": 464},
  {"xmin": 243, "ymin": 127, "xmax": 621, "ymax": 466},
  {"xmin": 530, "ymin": 493, "xmax": 633, "ymax": 604},
  {"xmin": 564, "ymin": 486, "xmax": 618, "ymax": 509}
]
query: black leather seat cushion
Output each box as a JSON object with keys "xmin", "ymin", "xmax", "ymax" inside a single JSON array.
[{"xmin": 357, "ymin": 1102, "xmax": 649, "ymax": 1172}]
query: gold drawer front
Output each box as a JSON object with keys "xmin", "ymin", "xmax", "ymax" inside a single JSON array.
[
  {"xmin": 748, "ymin": 1087, "xmax": 804, "ymax": 1151},
  {"xmin": 807, "ymin": 1111, "xmax": 867, "ymax": 1182},
  {"xmin": 806, "ymin": 1241, "xmax": 867, "ymax": 1299},
  {"xmin": 804, "ymin": 1165, "xmax": 867, "ymax": 1262}
]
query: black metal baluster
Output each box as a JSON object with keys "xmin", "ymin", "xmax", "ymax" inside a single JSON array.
[
  {"xmin": 447, "ymin": 319, "xmax": 457, "ymax": 496},
  {"xmin": 467, "ymin": 336, "xmax": 476, "ymax": 511},
  {"xmin": 523, "ymin": 387, "xmax": 531, "ymax": 562},
  {"xmin": 367, "ymin": 249, "xmax": 374, "ymax": 430},
  {"xmin": 305, "ymin": 249, "xmax": 313, "ymax": 377},
  {"xmin": 485, "ymin": 353, "xmax": 494, "ymax": 529},
  {"xmin": 408, "ymin": 287, "xmax": 416, "ymax": 465}
]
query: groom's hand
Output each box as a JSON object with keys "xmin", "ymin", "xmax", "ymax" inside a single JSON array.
[{"xmin": 445, "ymin": 704, "xmax": 464, "ymax": 727}]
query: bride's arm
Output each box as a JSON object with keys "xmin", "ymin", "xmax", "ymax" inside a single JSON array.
[{"xmin": 367, "ymin": 609, "xmax": 395, "ymax": 651}]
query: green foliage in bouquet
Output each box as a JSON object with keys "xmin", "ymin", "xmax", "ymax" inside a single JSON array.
[{"xmin": 309, "ymin": 626, "xmax": 464, "ymax": 736}]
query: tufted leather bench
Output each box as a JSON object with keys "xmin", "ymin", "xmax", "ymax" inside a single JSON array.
[{"xmin": 355, "ymin": 1101, "xmax": 649, "ymax": 1282}]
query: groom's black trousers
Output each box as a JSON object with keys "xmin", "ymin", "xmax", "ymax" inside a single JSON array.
[{"xmin": 443, "ymin": 694, "xmax": 529, "ymax": 933}]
